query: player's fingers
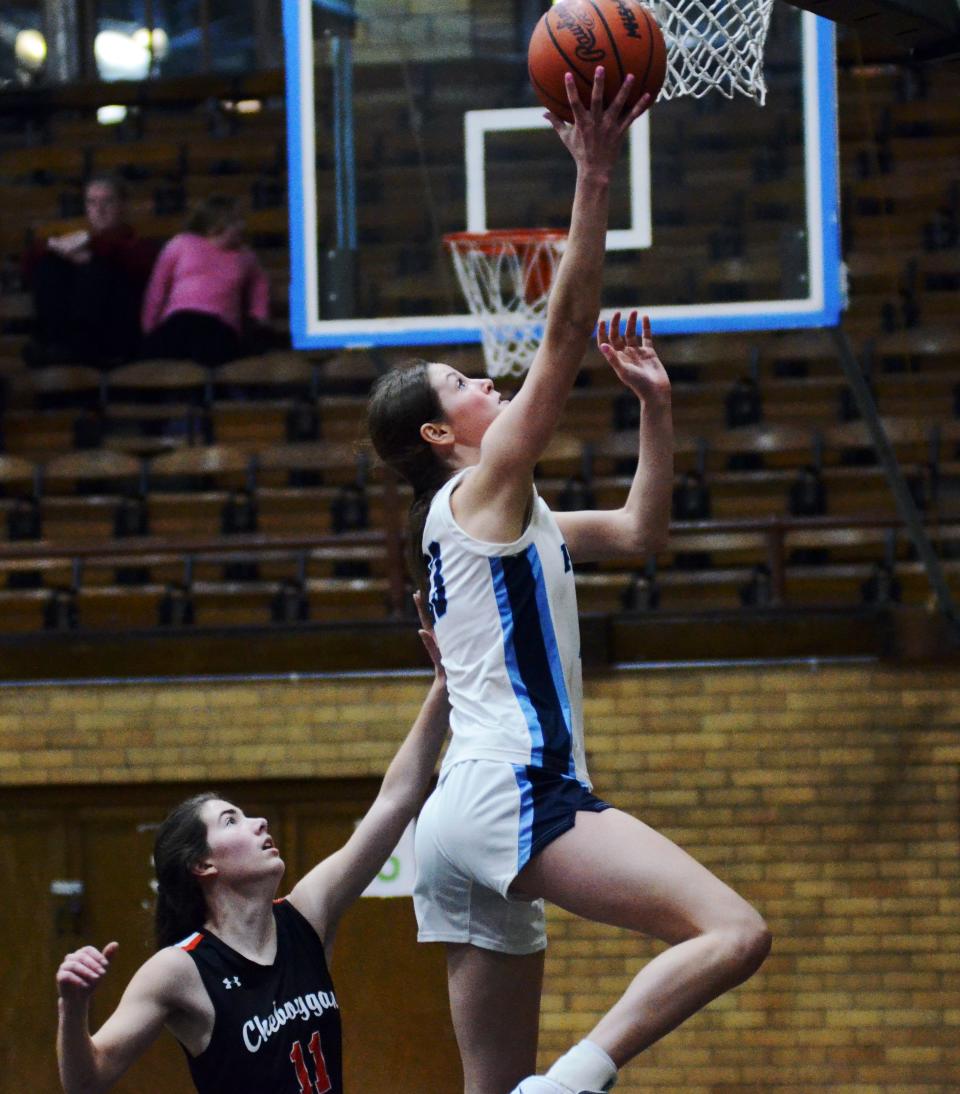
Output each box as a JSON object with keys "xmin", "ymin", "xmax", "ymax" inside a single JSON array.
[
  {"xmin": 609, "ymin": 72, "xmax": 635, "ymax": 117},
  {"xmin": 589, "ymin": 66, "xmax": 606, "ymax": 116},
  {"xmin": 543, "ymin": 110, "xmax": 569, "ymax": 136},
  {"xmin": 564, "ymin": 72, "xmax": 587, "ymax": 123},
  {"xmin": 72, "ymin": 946, "xmax": 106, "ymax": 970},
  {"xmin": 596, "ymin": 319, "xmax": 609, "ymax": 349},
  {"xmin": 73, "ymin": 951, "xmax": 107, "ymax": 976},
  {"xmin": 598, "ymin": 342, "xmax": 621, "ymax": 369},
  {"xmin": 607, "ymin": 311, "xmax": 622, "ymax": 349},
  {"xmin": 641, "ymin": 313, "xmax": 653, "ymax": 347},
  {"xmin": 59, "ymin": 958, "xmax": 99, "ymax": 984},
  {"xmin": 623, "ymin": 91, "xmax": 652, "ymax": 129},
  {"xmin": 625, "ymin": 310, "xmax": 639, "ymax": 344},
  {"xmin": 80, "ymin": 943, "xmax": 110, "ymax": 964},
  {"xmin": 102, "ymin": 941, "xmax": 120, "ymax": 960}
]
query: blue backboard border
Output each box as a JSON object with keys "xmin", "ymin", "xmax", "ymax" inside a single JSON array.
[{"xmin": 284, "ymin": 2, "xmax": 843, "ymax": 349}]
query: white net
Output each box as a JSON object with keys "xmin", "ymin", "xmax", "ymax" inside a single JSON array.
[
  {"xmin": 444, "ymin": 230, "xmax": 567, "ymax": 378},
  {"xmin": 654, "ymin": 0, "xmax": 775, "ymax": 104}
]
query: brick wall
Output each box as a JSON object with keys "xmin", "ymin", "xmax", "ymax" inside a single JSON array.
[{"xmin": 2, "ymin": 662, "xmax": 958, "ymax": 1090}]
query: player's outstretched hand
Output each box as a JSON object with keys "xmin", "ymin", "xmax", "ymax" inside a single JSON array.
[
  {"xmin": 544, "ymin": 67, "xmax": 651, "ymax": 174},
  {"xmin": 414, "ymin": 592, "xmax": 445, "ymax": 687},
  {"xmin": 597, "ymin": 311, "xmax": 671, "ymax": 407},
  {"xmin": 56, "ymin": 941, "xmax": 119, "ymax": 1005}
]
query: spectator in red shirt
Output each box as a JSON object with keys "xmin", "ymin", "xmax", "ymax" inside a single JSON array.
[
  {"xmin": 22, "ymin": 174, "xmax": 156, "ymax": 367},
  {"xmin": 141, "ymin": 194, "xmax": 274, "ymax": 366}
]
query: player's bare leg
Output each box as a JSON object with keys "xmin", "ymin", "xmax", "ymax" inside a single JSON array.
[
  {"xmin": 510, "ymin": 808, "xmax": 770, "ymax": 1077},
  {"xmin": 446, "ymin": 942, "xmax": 544, "ymax": 1094}
]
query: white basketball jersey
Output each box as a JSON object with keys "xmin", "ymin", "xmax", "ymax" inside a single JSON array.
[{"xmin": 422, "ymin": 468, "xmax": 588, "ymax": 783}]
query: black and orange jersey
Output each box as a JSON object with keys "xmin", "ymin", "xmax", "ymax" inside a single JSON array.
[{"xmin": 176, "ymin": 899, "xmax": 342, "ymax": 1093}]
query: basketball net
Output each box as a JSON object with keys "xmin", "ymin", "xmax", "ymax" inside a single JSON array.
[
  {"xmin": 653, "ymin": 0, "xmax": 775, "ymax": 103},
  {"xmin": 447, "ymin": 2, "xmax": 775, "ymax": 375},
  {"xmin": 443, "ymin": 230, "xmax": 567, "ymax": 378}
]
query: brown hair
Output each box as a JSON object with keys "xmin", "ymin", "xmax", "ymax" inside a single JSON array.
[
  {"xmin": 185, "ymin": 194, "xmax": 241, "ymax": 238},
  {"xmin": 153, "ymin": 791, "xmax": 218, "ymax": 949},
  {"xmin": 367, "ymin": 360, "xmax": 450, "ymax": 601}
]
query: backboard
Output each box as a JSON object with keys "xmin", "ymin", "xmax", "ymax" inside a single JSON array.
[{"xmin": 283, "ymin": 0, "xmax": 843, "ymax": 349}]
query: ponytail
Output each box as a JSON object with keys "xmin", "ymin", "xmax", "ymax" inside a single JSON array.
[
  {"xmin": 153, "ymin": 792, "xmax": 218, "ymax": 949},
  {"xmin": 367, "ymin": 361, "xmax": 450, "ymax": 601}
]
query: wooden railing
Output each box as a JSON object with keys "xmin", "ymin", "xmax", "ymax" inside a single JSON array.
[{"xmin": 1, "ymin": 512, "xmax": 956, "ymax": 618}]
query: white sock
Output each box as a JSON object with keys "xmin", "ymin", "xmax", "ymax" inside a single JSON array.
[{"xmin": 545, "ymin": 1039, "xmax": 618, "ymax": 1093}]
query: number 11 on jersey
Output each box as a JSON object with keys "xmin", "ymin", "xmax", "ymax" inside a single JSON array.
[{"xmin": 290, "ymin": 1031, "xmax": 332, "ymax": 1094}]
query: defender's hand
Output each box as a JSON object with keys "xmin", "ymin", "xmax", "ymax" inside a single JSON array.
[{"xmin": 56, "ymin": 941, "xmax": 119, "ymax": 1006}]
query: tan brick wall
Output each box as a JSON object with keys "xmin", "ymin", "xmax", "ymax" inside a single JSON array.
[{"xmin": 2, "ymin": 662, "xmax": 958, "ymax": 1090}]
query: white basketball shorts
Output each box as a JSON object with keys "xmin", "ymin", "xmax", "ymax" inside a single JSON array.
[{"xmin": 413, "ymin": 759, "xmax": 610, "ymax": 955}]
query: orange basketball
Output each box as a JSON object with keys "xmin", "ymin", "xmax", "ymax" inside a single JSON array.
[{"xmin": 528, "ymin": 0, "xmax": 667, "ymax": 123}]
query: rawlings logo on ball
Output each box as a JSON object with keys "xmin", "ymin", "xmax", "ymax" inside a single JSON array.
[
  {"xmin": 555, "ymin": 10, "xmax": 606, "ymax": 62},
  {"xmin": 528, "ymin": 0, "xmax": 666, "ymax": 123}
]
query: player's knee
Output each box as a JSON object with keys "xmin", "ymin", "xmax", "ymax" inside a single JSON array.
[{"xmin": 718, "ymin": 908, "xmax": 771, "ymax": 983}]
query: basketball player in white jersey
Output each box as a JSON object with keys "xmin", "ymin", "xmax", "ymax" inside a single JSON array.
[{"xmin": 368, "ymin": 69, "xmax": 770, "ymax": 1094}]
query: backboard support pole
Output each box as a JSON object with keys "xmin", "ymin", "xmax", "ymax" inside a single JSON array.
[{"xmin": 829, "ymin": 325, "xmax": 960, "ymax": 644}]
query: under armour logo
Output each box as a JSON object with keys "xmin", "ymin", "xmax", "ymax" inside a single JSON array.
[{"xmin": 223, "ymin": 976, "xmax": 241, "ymax": 989}]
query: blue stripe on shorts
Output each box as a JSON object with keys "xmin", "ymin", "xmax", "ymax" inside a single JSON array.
[{"xmin": 513, "ymin": 764, "xmax": 611, "ymax": 874}]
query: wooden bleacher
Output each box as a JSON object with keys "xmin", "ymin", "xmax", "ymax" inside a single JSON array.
[{"xmin": 0, "ymin": 60, "xmax": 958, "ymax": 645}]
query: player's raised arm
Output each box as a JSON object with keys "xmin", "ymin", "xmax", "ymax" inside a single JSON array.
[
  {"xmin": 470, "ymin": 70, "xmax": 650, "ymax": 489},
  {"xmin": 556, "ymin": 311, "xmax": 673, "ymax": 561},
  {"xmin": 288, "ymin": 596, "xmax": 450, "ymax": 947}
]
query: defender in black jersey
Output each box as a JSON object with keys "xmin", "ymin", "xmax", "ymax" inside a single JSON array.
[
  {"xmin": 55, "ymin": 601, "xmax": 448, "ymax": 1094},
  {"xmin": 178, "ymin": 899, "xmax": 342, "ymax": 1094}
]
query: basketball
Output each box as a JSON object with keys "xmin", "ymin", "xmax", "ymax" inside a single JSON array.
[{"xmin": 528, "ymin": 0, "xmax": 667, "ymax": 123}]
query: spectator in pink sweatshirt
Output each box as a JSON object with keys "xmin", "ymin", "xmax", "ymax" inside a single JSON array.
[{"xmin": 141, "ymin": 195, "xmax": 273, "ymax": 365}]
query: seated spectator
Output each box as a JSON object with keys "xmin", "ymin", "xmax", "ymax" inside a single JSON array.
[
  {"xmin": 141, "ymin": 195, "xmax": 273, "ymax": 366},
  {"xmin": 22, "ymin": 175, "xmax": 156, "ymax": 367}
]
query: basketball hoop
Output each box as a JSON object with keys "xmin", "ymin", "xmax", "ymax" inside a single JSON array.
[
  {"xmin": 654, "ymin": 0, "xmax": 775, "ymax": 103},
  {"xmin": 443, "ymin": 229, "xmax": 567, "ymax": 379}
]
